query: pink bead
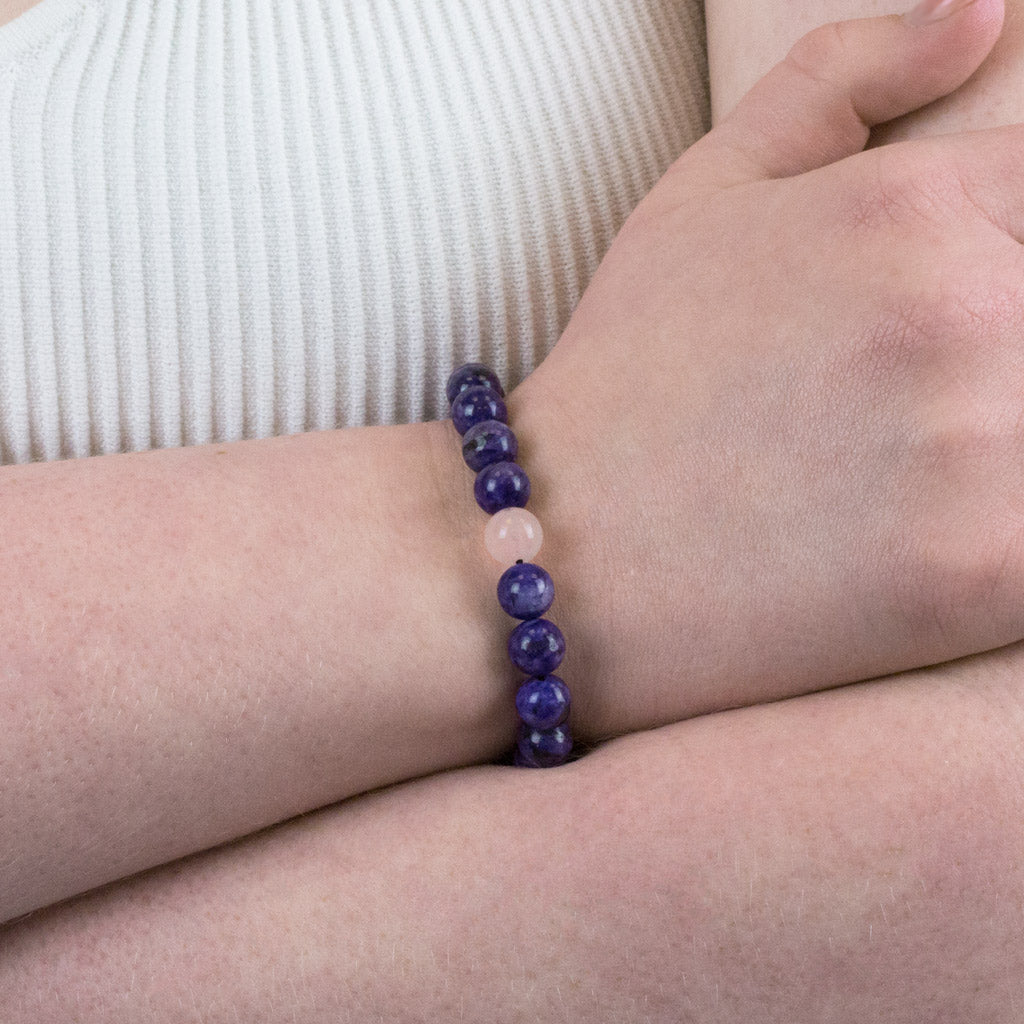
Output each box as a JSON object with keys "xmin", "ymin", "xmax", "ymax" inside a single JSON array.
[{"xmin": 484, "ymin": 507, "xmax": 543, "ymax": 564}]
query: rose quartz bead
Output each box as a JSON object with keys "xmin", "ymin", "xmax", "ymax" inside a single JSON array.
[{"xmin": 484, "ymin": 507, "xmax": 543, "ymax": 564}]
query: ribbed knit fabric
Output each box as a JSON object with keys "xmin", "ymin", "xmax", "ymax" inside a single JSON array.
[{"xmin": 0, "ymin": 0, "xmax": 709, "ymax": 464}]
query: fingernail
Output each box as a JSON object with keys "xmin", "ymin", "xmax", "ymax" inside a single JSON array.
[{"xmin": 904, "ymin": 0, "xmax": 978, "ymax": 26}]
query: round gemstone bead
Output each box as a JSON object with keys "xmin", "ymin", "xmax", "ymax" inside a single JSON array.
[
  {"xmin": 475, "ymin": 460, "xmax": 530, "ymax": 514},
  {"xmin": 462, "ymin": 419, "xmax": 518, "ymax": 473},
  {"xmin": 484, "ymin": 507, "xmax": 543, "ymax": 564},
  {"xmin": 514, "ymin": 722, "xmax": 572, "ymax": 768},
  {"xmin": 451, "ymin": 385, "xmax": 507, "ymax": 436},
  {"xmin": 498, "ymin": 562, "xmax": 554, "ymax": 619},
  {"xmin": 515, "ymin": 674, "xmax": 570, "ymax": 730},
  {"xmin": 508, "ymin": 617, "xmax": 564, "ymax": 675},
  {"xmin": 446, "ymin": 363, "xmax": 504, "ymax": 405}
]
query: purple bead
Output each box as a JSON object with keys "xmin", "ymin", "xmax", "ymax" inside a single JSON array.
[
  {"xmin": 498, "ymin": 562, "xmax": 554, "ymax": 619},
  {"xmin": 508, "ymin": 617, "xmax": 564, "ymax": 675},
  {"xmin": 515, "ymin": 722, "xmax": 572, "ymax": 768},
  {"xmin": 462, "ymin": 419, "xmax": 518, "ymax": 473},
  {"xmin": 516, "ymin": 674, "xmax": 570, "ymax": 730},
  {"xmin": 475, "ymin": 460, "xmax": 530, "ymax": 514},
  {"xmin": 446, "ymin": 363, "xmax": 504, "ymax": 405},
  {"xmin": 450, "ymin": 385, "xmax": 506, "ymax": 436}
]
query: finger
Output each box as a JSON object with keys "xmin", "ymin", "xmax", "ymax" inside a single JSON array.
[{"xmin": 683, "ymin": 0, "xmax": 1004, "ymax": 189}]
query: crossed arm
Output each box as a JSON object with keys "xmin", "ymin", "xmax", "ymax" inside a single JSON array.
[
  {"xmin": 4, "ymin": 643, "xmax": 1023, "ymax": 1020},
  {"xmin": 4, "ymin": 0, "xmax": 1024, "ymax": 1018}
]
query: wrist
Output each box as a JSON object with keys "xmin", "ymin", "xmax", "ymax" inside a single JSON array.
[
  {"xmin": 417, "ymin": 417, "xmax": 522, "ymax": 761},
  {"xmin": 501, "ymin": 373, "xmax": 612, "ymax": 748},
  {"xmin": 506, "ymin": 354, "xmax": 712, "ymax": 748}
]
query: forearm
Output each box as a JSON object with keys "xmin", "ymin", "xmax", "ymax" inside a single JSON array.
[
  {"xmin": 0, "ymin": 420, "xmax": 517, "ymax": 924},
  {"xmin": 4, "ymin": 645, "xmax": 1022, "ymax": 1021}
]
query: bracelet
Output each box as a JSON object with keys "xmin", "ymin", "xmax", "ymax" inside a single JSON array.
[{"xmin": 446, "ymin": 362, "xmax": 573, "ymax": 768}]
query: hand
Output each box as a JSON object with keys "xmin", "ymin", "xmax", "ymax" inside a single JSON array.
[{"xmin": 507, "ymin": 0, "xmax": 1024, "ymax": 741}]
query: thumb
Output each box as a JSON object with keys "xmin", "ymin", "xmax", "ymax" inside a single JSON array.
[{"xmin": 686, "ymin": 0, "xmax": 1004, "ymax": 187}]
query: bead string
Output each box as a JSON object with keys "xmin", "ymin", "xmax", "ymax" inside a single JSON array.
[{"xmin": 446, "ymin": 362, "xmax": 573, "ymax": 768}]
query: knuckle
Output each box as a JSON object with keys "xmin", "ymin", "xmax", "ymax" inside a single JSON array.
[
  {"xmin": 950, "ymin": 123, "xmax": 1024, "ymax": 214},
  {"xmin": 853, "ymin": 226, "xmax": 1024, "ymax": 388},
  {"xmin": 901, "ymin": 385, "xmax": 1023, "ymax": 621},
  {"xmin": 846, "ymin": 238, "xmax": 1024, "ymax": 394},
  {"xmin": 920, "ymin": 405, "xmax": 1001, "ymax": 488},
  {"xmin": 895, "ymin": 450, "xmax": 1011, "ymax": 643},
  {"xmin": 911, "ymin": 266, "xmax": 1024, "ymax": 360},
  {"xmin": 857, "ymin": 276, "xmax": 965, "ymax": 380},
  {"xmin": 903, "ymin": 516, "xmax": 1014, "ymax": 641},
  {"xmin": 910, "ymin": 278, "xmax": 975, "ymax": 347},
  {"xmin": 785, "ymin": 22, "xmax": 848, "ymax": 86},
  {"xmin": 836, "ymin": 143, "xmax": 963, "ymax": 234},
  {"xmin": 859, "ymin": 283, "xmax": 1024, "ymax": 595}
]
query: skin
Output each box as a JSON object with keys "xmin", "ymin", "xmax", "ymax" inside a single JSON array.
[
  {"xmin": 2, "ymin": 644, "xmax": 1023, "ymax": 1021},
  {"xmin": 512, "ymin": 0, "xmax": 1024, "ymax": 743},
  {"xmin": 0, "ymin": 420, "xmax": 524, "ymax": 925},
  {"xmin": 5, "ymin": 0, "xmax": 1024, "ymax": 932},
  {"xmin": 3, "ymin": 2, "xmax": 1024, "ymax": 1020},
  {"xmin": 0, "ymin": 0, "xmax": 41, "ymax": 30},
  {"xmin": 706, "ymin": 0, "xmax": 1024, "ymax": 136}
]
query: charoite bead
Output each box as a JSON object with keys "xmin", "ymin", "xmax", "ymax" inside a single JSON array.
[
  {"xmin": 446, "ymin": 363, "xmax": 504, "ymax": 405},
  {"xmin": 462, "ymin": 419, "xmax": 518, "ymax": 473},
  {"xmin": 516, "ymin": 674, "xmax": 570, "ymax": 730},
  {"xmin": 515, "ymin": 722, "xmax": 573, "ymax": 768},
  {"xmin": 449, "ymin": 361, "xmax": 573, "ymax": 767},
  {"xmin": 508, "ymin": 617, "xmax": 565, "ymax": 675},
  {"xmin": 451, "ymin": 385, "xmax": 507, "ymax": 436},
  {"xmin": 497, "ymin": 562, "xmax": 554, "ymax": 620},
  {"xmin": 474, "ymin": 460, "xmax": 530, "ymax": 514},
  {"xmin": 484, "ymin": 507, "xmax": 543, "ymax": 564}
]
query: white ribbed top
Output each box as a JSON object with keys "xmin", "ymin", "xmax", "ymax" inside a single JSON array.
[{"xmin": 0, "ymin": 0, "xmax": 709, "ymax": 464}]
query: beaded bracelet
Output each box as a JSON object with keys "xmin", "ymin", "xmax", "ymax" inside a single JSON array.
[{"xmin": 446, "ymin": 362, "xmax": 573, "ymax": 768}]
